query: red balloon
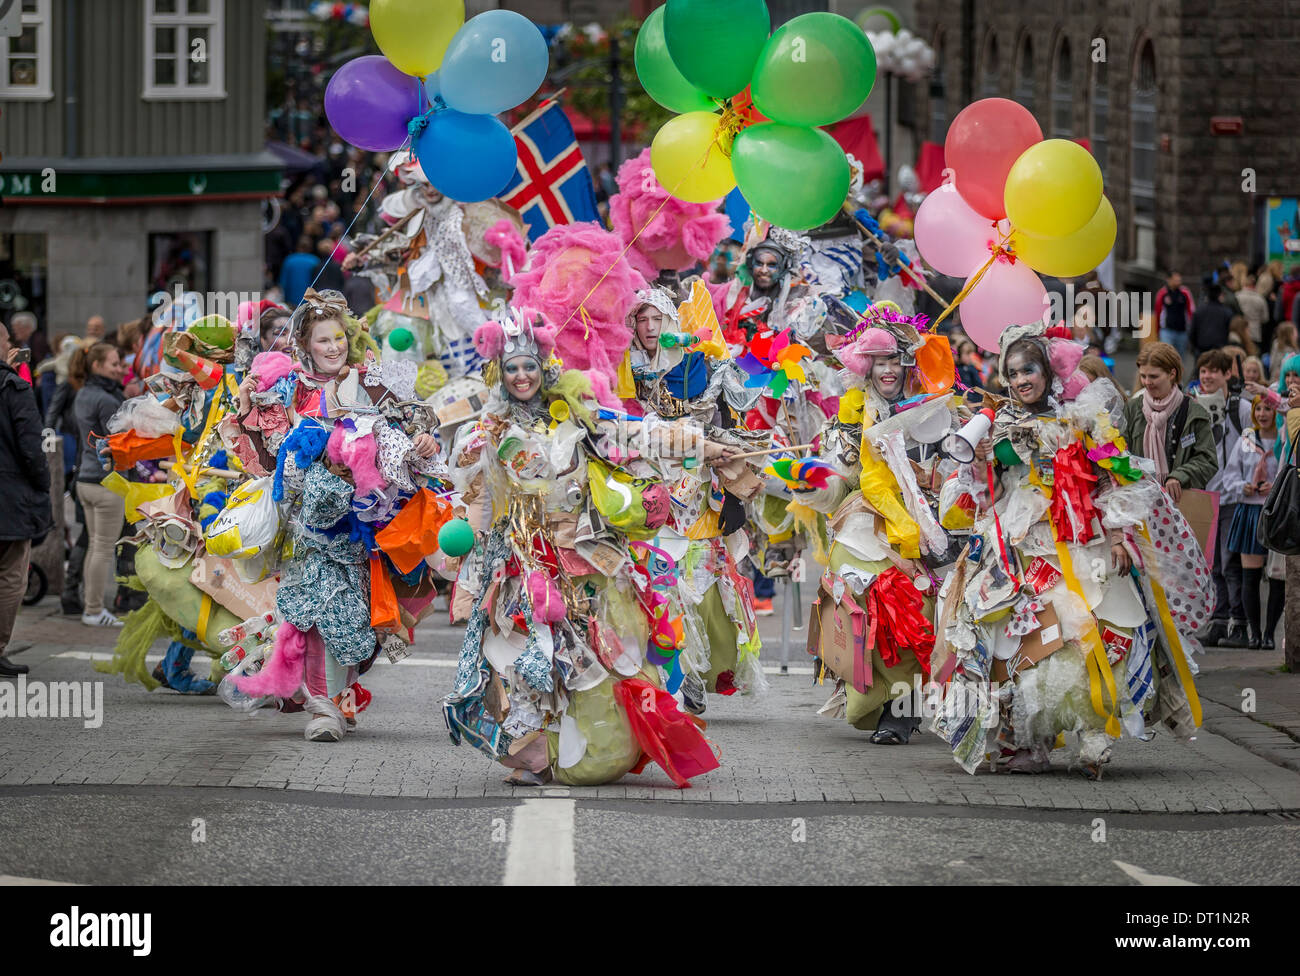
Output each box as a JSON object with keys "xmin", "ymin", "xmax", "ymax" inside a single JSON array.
[{"xmin": 944, "ymin": 98, "xmax": 1043, "ymax": 220}]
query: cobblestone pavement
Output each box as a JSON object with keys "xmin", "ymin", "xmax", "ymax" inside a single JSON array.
[{"xmin": 4, "ymin": 598, "xmax": 1300, "ymax": 814}]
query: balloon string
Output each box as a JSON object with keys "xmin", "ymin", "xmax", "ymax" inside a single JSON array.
[
  {"xmin": 555, "ymin": 135, "xmax": 723, "ymax": 339},
  {"xmin": 928, "ymin": 229, "xmax": 1017, "ymax": 332}
]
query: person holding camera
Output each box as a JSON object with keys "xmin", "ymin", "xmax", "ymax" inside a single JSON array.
[{"xmin": 0, "ymin": 321, "xmax": 53, "ymax": 676}]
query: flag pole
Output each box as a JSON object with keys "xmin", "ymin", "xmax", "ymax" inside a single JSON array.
[{"xmin": 511, "ymin": 88, "xmax": 569, "ymax": 135}]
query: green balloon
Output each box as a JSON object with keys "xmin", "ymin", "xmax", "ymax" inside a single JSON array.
[
  {"xmin": 438, "ymin": 518, "xmax": 475, "ymax": 558},
  {"xmin": 663, "ymin": 0, "xmax": 771, "ymax": 100},
  {"xmin": 732, "ymin": 123, "xmax": 851, "ymax": 231},
  {"xmin": 751, "ymin": 13, "xmax": 877, "ymax": 127},
  {"xmin": 388, "ymin": 326, "xmax": 414, "ymax": 351},
  {"xmin": 635, "ymin": 6, "xmax": 715, "ymax": 114}
]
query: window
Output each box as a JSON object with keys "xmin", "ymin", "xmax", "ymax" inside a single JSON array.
[
  {"xmin": 1052, "ymin": 39, "xmax": 1072, "ymax": 137},
  {"xmin": 1015, "ymin": 35, "xmax": 1035, "ymax": 116},
  {"xmin": 1130, "ymin": 41, "xmax": 1158, "ymax": 268},
  {"xmin": 148, "ymin": 231, "xmax": 213, "ymax": 294},
  {"xmin": 929, "ymin": 36, "xmax": 947, "ymax": 143},
  {"xmin": 0, "ymin": 0, "xmax": 52, "ymax": 99},
  {"xmin": 143, "ymin": 0, "xmax": 225, "ymax": 100},
  {"xmin": 0, "ymin": 233, "xmax": 49, "ymax": 332},
  {"xmin": 1090, "ymin": 42, "xmax": 1109, "ymax": 181},
  {"xmin": 980, "ymin": 33, "xmax": 999, "ymax": 98}
]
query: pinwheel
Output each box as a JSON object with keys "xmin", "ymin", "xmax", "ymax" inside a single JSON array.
[{"xmin": 763, "ymin": 458, "xmax": 842, "ymax": 492}]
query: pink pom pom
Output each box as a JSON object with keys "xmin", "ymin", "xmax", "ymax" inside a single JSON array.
[
  {"xmin": 250, "ymin": 350, "xmax": 296, "ymax": 392},
  {"xmin": 327, "ymin": 425, "xmax": 386, "ymax": 499},
  {"xmin": 485, "ymin": 218, "xmax": 528, "ymax": 282},
  {"xmin": 473, "ymin": 320, "xmax": 507, "ymax": 360}
]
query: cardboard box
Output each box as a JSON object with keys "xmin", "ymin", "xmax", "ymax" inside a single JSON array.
[
  {"xmin": 992, "ymin": 603, "xmax": 1065, "ymax": 681},
  {"xmin": 808, "ymin": 579, "xmax": 872, "ymax": 693}
]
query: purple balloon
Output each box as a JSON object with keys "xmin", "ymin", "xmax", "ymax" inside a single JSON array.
[{"xmin": 325, "ymin": 55, "xmax": 422, "ymax": 152}]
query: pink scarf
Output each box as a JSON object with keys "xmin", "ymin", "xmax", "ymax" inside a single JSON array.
[{"xmin": 1142, "ymin": 386, "xmax": 1185, "ymax": 481}]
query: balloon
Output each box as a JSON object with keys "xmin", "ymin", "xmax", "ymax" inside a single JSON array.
[
  {"xmin": 650, "ymin": 111, "xmax": 736, "ymax": 203},
  {"xmin": 663, "ymin": 0, "xmax": 770, "ymax": 99},
  {"xmin": 439, "ymin": 10, "xmax": 549, "ymax": 115},
  {"xmin": 635, "ymin": 5, "xmax": 715, "ymax": 114},
  {"xmin": 324, "ymin": 56, "xmax": 423, "ymax": 152},
  {"xmin": 914, "ymin": 183, "xmax": 1000, "ymax": 276},
  {"xmin": 423, "ymin": 71, "xmax": 441, "ymax": 101},
  {"xmin": 1011, "ymin": 197, "xmax": 1117, "ymax": 278},
  {"xmin": 724, "ymin": 186, "xmax": 752, "ymax": 238},
  {"xmin": 944, "ymin": 98, "xmax": 1043, "ymax": 220},
  {"xmin": 750, "ymin": 13, "xmax": 877, "ymax": 127},
  {"xmin": 959, "ymin": 257, "xmax": 1049, "ymax": 353},
  {"xmin": 732, "ymin": 123, "xmax": 851, "ymax": 231},
  {"xmin": 415, "ymin": 110, "xmax": 518, "ymax": 203},
  {"xmin": 370, "ymin": 0, "xmax": 464, "ymax": 77},
  {"xmin": 438, "ymin": 518, "xmax": 476, "ymax": 558},
  {"xmin": 1004, "ymin": 139, "xmax": 1105, "ymax": 239}
]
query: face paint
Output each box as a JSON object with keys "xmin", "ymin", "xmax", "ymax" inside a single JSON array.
[
  {"xmin": 870, "ymin": 353, "xmax": 904, "ymax": 401},
  {"xmin": 308, "ymin": 319, "xmax": 349, "ymax": 376},
  {"xmin": 1006, "ymin": 350, "xmax": 1048, "ymax": 407},
  {"xmin": 751, "ymin": 250, "xmax": 781, "ymax": 290},
  {"xmin": 503, "ymin": 355, "xmax": 542, "ymax": 402}
]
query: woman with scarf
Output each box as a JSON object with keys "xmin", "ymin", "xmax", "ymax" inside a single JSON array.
[
  {"xmin": 802, "ymin": 311, "xmax": 962, "ymax": 744},
  {"xmin": 937, "ymin": 326, "xmax": 1208, "ymax": 779},
  {"xmin": 443, "ymin": 310, "xmax": 735, "ymax": 787},
  {"xmin": 228, "ymin": 288, "xmax": 444, "ymax": 742},
  {"xmin": 1120, "ymin": 342, "xmax": 1216, "ymax": 499}
]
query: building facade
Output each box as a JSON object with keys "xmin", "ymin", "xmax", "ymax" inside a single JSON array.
[
  {"xmin": 0, "ymin": 0, "xmax": 279, "ymax": 337},
  {"xmin": 911, "ymin": 0, "xmax": 1300, "ymax": 291}
]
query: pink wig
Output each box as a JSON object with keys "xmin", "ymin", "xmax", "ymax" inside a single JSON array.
[
  {"xmin": 509, "ymin": 221, "xmax": 646, "ymax": 407},
  {"xmin": 609, "ymin": 149, "xmax": 733, "ymax": 280},
  {"xmin": 473, "ymin": 310, "xmax": 558, "ymax": 363},
  {"xmin": 484, "ymin": 218, "xmax": 528, "ymax": 283},
  {"xmin": 233, "ymin": 622, "xmax": 307, "ymax": 699},
  {"xmin": 839, "ymin": 328, "xmax": 899, "ymax": 376}
]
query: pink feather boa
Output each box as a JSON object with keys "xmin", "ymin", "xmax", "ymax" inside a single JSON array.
[
  {"xmin": 609, "ymin": 149, "xmax": 733, "ymax": 280},
  {"xmin": 509, "ymin": 221, "xmax": 645, "ymax": 407}
]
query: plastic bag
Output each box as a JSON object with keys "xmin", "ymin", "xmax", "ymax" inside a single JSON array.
[
  {"xmin": 108, "ymin": 395, "xmax": 183, "ymax": 438},
  {"xmin": 204, "ymin": 477, "xmax": 282, "ymax": 559},
  {"xmin": 374, "ymin": 488, "xmax": 454, "ymax": 574},
  {"xmin": 369, "ymin": 553, "xmax": 401, "ymax": 631}
]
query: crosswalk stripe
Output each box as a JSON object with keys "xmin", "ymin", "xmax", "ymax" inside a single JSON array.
[{"xmin": 503, "ymin": 799, "xmax": 576, "ymax": 886}]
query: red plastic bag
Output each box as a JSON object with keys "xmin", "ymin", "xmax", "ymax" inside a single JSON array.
[
  {"xmin": 614, "ymin": 678, "xmax": 720, "ymax": 789},
  {"xmin": 375, "ymin": 488, "xmax": 454, "ymax": 574},
  {"xmin": 107, "ymin": 431, "xmax": 176, "ymax": 469}
]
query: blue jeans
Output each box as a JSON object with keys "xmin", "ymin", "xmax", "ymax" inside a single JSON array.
[{"xmin": 1160, "ymin": 328, "xmax": 1189, "ymax": 356}]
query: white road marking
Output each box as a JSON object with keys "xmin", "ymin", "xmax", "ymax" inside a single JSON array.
[
  {"xmin": 1113, "ymin": 860, "xmax": 1199, "ymax": 886},
  {"xmin": 503, "ymin": 798, "xmax": 576, "ymax": 887},
  {"xmin": 0, "ymin": 874, "xmax": 79, "ymax": 885}
]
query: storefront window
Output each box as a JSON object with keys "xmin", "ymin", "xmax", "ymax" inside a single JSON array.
[
  {"xmin": 148, "ymin": 230, "xmax": 213, "ymax": 295},
  {"xmin": 0, "ymin": 232, "xmax": 48, "ymax": 333}
]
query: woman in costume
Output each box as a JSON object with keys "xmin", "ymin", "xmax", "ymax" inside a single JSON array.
[
  {"xmin": 442, "ymin": 311, "xmax": 735, "ymax": 787},
  {"xmin": 933, "ymin": 324, "xmax": 1208, "ymax": 778},
  {"xmin": 227, "ymin": 288, "xmax": 446, "ymax": 742},
  {"xmin": 803, "ymin": 310, "xmax": 962, "ymax": 744},
  {"xmin": 623, "ymin": 286, "xmax": 768, "ymax": 711}
]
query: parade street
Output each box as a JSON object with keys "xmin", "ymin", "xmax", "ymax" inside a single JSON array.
[{"xmin": 2, "ymin": 600, "xmax": 1297, "ymax": 886}]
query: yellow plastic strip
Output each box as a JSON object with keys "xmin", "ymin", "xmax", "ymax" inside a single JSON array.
[
  {"xmin": 1139, "ymin": 526, "xmax": 1204, "ymax": 728},
  {"xmin": 1053, "ymin": 538, "xmax": 1123, "ymax": 737},
  {"xmin": 196, "ymin": 592, "xmax": 214, "ymax": 646}
]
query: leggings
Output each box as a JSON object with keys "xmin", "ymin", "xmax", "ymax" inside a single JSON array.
[{"xmin": 76, "ymin": 481, "xmax": 125, "ymax": 616}]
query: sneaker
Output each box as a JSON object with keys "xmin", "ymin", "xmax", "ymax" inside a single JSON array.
[
  {"xmin": 753, "ymin": 598, "xmax": 775, "ymax": 616},
  {"xmin": 82, "ymin": 609, "xmax": 124, "ymax": 628},
  {"xmin": 305, "ymin": 715, "xmax": 344, "ymax": 742}
]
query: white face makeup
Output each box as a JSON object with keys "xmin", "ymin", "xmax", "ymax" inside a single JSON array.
[
  {"xmin": 751, "ymin": 250, "xmax": 781, "ymax": 290},
  {"xmin": 870, "ymin": 353, "xmax": 904, "ymax": 401},
  {"xmin": 634, "ymin": 306, "xmax": 665, "ymax": 351},
  {"xmin": 309, "ymin": 319, "xmax": 349, "ymax": 376},
  {"xmin": 503, "ymin": 354, "xmax": 542, "ymax": 402},
  {"xmin": 1005, "ymin": 349, "xmax": 1048, "ymax": 406}
]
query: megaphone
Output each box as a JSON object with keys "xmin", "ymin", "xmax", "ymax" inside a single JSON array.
[{"xmin": 941, "ymin": 408, "xmax": 995, "ymax": 464}]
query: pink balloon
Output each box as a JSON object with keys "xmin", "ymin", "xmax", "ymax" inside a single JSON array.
[
  {"xmin": 914, "ymin": 183, "xmax": 1002, "ymax": 277},
  {"xmin": 960, "ymin": 257, "xmax": 1049, "ymax": 353},
  {"xmin": 945, "ymin": 98, "xmax": 1043, "ymax": 220}
]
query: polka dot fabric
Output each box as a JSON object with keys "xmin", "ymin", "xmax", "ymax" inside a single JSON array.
[{"xmin": 1143, "ymin": 493, "xmax": 1214, "ymax": 634}]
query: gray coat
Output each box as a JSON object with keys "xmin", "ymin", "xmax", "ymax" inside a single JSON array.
[{"xmin": 74, "ymin": 373, "xmax": 125, "ymax": 483}]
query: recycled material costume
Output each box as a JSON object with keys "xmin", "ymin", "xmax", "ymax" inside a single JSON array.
[
  {"xmin": 622, "ymin": 284, "xmax": 768, "ymax": 707},
  {"xmin": 442, "ymin": 312, "xmax": 729, "ymax": 787},
  {"xmin": 802, "ymin": 310, "xmax": 963, "ymax": 743},
  {"xmin": 930, "ymin": 324, "xmax": 1207, "ymax": 778},
  {"xmin": 223, "ymin": 288, "xmax": 451, "ymax": 743}
]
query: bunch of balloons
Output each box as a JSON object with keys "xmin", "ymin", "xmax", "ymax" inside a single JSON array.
[
  {"xmin": 638, "ymin": 0, "xmax": 877, "ymax": 231},
  {"xmin": 323, "ymin": 0, "xmax": 549, "ymax": 202},
  {"xmin": 864, "ymin": 28, "xmax": 934, "ymax": 83},
  {"xmin": 912, "ymin": 98, "xmax": 1115, "ymax": 351}
]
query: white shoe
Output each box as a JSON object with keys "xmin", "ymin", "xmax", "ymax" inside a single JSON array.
[
  {"xmin": 82, "ymin": 609, "xmax": 124, "ymax": 628},
  {"xmin": 303, "ymin": 695, "xmax": 346, "ymax": 743}
]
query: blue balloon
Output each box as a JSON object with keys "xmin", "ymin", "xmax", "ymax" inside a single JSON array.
[
  {"xmin": 415, "ymin": 110, "xmax": 518, "ymax": 203},
  {"xmin": 724, "ymin": 186, "xmax": 751, "ymax": 241},
  {"xmin": 439, "ymin": 10, "xmax": 549, "ymax": 115},
  {"xmin": 422, "ymin": 71, "xmax": 441, "ymax": 104}
]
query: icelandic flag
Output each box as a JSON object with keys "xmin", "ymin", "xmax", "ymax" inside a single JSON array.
[{"xmin": 501, "ymin": 101, "xmax": 601, "ymax": 243}]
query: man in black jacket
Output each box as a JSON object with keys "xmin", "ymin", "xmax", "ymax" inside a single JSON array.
[
  {"xmin": 1187, "ymin": 284, "xmax": 1234, "ymax": 359},
  {"xmin": 0, "ymin": 322, "xmax": 53, "ymax": 676}
]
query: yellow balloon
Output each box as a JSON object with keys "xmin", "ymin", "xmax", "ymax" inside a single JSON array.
[
  {"xmin": 1011, "ymin": 197, "xmax": 1117, "ymax": 278},
  {"xmin": 650, "ymin": 111, "xmax": 736, "ymax": 204},
  {"xmin": 1003, "ymin": 138, "xmax": 1103, "ymax": 239},
  {"xmin": 371, "ymin": 0, "xmax": 465, "ymax": 77}
]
